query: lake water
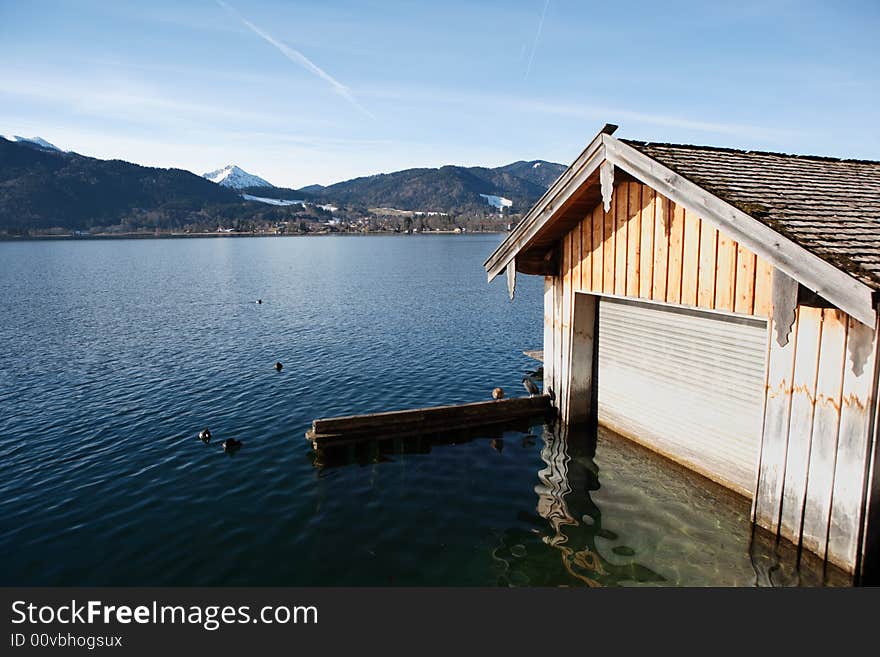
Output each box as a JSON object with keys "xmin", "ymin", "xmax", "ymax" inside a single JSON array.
[{"xmin": 0, "ymin": 235, "xmax": 846, "ymax": 586}]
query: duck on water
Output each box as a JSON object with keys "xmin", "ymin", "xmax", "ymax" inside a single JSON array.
[{"xmin": 223, "ymin": 438, "xmax": 243, "ymax": 453}]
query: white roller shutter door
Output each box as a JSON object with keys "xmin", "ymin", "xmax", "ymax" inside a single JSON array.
[{"xmin": 597, "ymin": 296, "xmax": 768, "ymax": 497}]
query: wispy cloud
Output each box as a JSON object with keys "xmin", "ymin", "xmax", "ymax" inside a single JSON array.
[
  {"xmin": 215, "ymin": 0, "xmax": 373, "ymax": 119},
  {"xmin": 0, "ymin": 74, "xmax": 282, "ymax": 129},
  {"xmin": 517, "ymin": 98, "xmax": 803, "ymax": 139},
  {"xmin": 525, "ymin": 0, "xmax": 550, "ymax": 80},
  {"xmin": 358, "ymin": 85, "xmax": 804, "ymax": 141}
]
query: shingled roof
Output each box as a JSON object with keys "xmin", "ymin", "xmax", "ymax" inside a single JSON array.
[
  {"xmin": 622, "ymin": 139, "xmax": 880, "ymax": 290},
  {"xmin": 486, "ymin": 128, "xmax": 879, "ymax": 325}
]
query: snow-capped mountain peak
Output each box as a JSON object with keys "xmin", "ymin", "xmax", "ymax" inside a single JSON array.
[
  {"xmin": 203, "ymin": 165, "xmax": 274, "ymax": 189},
  {"xmin": 7, "ymin": 135, "xmax": 62, "ymax": 152}
]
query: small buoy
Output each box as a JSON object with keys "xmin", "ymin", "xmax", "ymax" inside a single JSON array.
[
  {"xmin": 223, "ymin": 438, "xmax": 242, "ymax": 452},
  {"xmin": 490, "ymin": 438, "xmax": 504, "ymax": 453},
  {"xmin": 199, "ymin": 428, "xmax": 212, "ymax": 443},
  {"xmin": 492, "ymin": 387, "xmax": 504, "ymax": 400},
  {"xmin": 274, "ymin": 362, "xmax": 283, "ymax": 371},
  {"xmin": 257, "ymin": 299, "xmax": 262, "ymax": 304}
]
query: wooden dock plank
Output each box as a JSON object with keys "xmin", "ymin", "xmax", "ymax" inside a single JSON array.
[{"xmin": 307, "ymin": 395, "xmax": 554, "ymax": 447}]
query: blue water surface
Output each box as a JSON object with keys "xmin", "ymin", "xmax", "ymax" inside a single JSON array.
[{"xmin": 0, "ymin": 235, "xmax": 842, "ymax": 586}]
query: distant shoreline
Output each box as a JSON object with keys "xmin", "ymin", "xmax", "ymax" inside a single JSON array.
[{"xmin": 0, "ymin": 230, "xmax": 507, "ymax": 242}]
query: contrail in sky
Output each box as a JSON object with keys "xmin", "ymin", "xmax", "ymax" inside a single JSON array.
[
  {"xmin": 216, "ymin": 0, "xmax": 374, "ymax": 118},
  {"xmin": 525, "ymin": 0, "xmax": 550, "ymax": 81}
]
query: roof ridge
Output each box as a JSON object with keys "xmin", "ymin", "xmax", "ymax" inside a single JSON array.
[{"xmin": 620, "ymin": 138, "xmax": 880, "ymax": 166}]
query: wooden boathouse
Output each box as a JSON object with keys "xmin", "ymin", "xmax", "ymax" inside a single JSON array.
[{"xmin": 485, "ymin": 125, "xmax": 880, "ymax": 581}]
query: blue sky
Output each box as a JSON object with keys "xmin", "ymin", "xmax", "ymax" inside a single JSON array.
[{"xmin": 1, "ymin": 0, "xmax": 878, "ymax": 187}]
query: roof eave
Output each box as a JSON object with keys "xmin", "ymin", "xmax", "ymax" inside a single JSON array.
[
  {"xmin": 483, "ymin": 130, "xmax": 606, "ymax": 282},
  {"xmin": 484, "ymin": 131, "xmax": 876, "ymax": 328}
]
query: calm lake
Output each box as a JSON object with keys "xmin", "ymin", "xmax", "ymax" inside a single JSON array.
[{"xmin": 0, "ymin": 235, "xmax": 843, "ymax": 586}]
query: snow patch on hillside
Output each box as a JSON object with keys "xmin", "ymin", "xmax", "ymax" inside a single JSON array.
[
  {"xmin": 241, "ymin": 195, "xmax": 337, "ymax": 213},
  {"xmin": 480, "ymin": 193, "xmax": 513, "ymax": 210},
  {"xmin": 242, "ymin": 194, "xmax": 304, "ymax": 207},
  {"xmin": 7, "ymin": 135, "xmax": 62, "ymax": 151}
]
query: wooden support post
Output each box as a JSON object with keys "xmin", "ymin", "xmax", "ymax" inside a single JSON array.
[
  {"xmin": 506, "ymin": 258, "xmax": 516, "ymax": 300},
  {"xmin": 861, "ymin": 357, "xmax": 880, "ymax": 583},
  {"xmin": 543, "ymin": 275, "xmax": 556, "ymax": 398},
  {"xmin": 561, "ymin": 235, "xmax": 573, "ymax": 418},
  {"xmin": 564, "ymin": 292, "xmax": 597, "ymax": 426},
  {"xmin": 554, "ymin": 252, "xmax": 566, "ymax": 414}
]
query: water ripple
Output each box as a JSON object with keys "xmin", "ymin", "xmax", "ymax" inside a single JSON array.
[{"xmin": 0, "ymin": 236, "xmax": 845, "ymax": 586}]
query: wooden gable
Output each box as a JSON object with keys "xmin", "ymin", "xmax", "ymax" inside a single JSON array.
[
  {"xmin": 558, "ymin": 177, "xmax": 774, "ymax": 318},
  {"xmin": 487, "ymin": 131, "xmax": 876, "ymax": 327}
]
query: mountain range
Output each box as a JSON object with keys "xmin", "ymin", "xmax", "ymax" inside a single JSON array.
[
  {"xmin": 221, "ymin": 159, "xmax": 565, "ymax": 216},
  {"xmin": 0, "ymin": 135, "xmax": 565, "ymax": 233},
  {"xmin": 272, "ymin": 160, "xmax": 564, "ymax": 214}
]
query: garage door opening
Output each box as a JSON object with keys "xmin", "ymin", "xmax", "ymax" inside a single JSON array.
[{"xmin": 595, "ymin": 295, "xmax": 768, "ymax": 498}]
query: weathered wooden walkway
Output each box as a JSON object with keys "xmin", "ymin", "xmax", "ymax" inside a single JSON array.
[{"xmin": 306, "ymin": 395, "xmax": 553, "ymax": 448}]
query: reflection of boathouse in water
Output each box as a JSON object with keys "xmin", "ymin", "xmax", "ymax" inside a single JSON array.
[
  {"xmin": 310, "ymin": 420, "xmax": 847, "ymax": 585},
  {"xmin": 487, "ymin": 125, "xmax": 880, "ymax": 581},
  {"xmin": 527, "ymin": 424, "xmax": 848, "ymax": 586},
  {"xmin": 533, "ymin": 424, "xmax": 664, "ymax": 586}
]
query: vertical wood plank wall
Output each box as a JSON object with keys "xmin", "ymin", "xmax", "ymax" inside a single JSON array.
[
  {"xmin": 548, "ymin": 178, "xmax": 773, "ymax": 428},
  {"xmin": 548, "ymin": 178, "xmax": 773, "ymax": 419},
  {"xmin": 541, "ymin": 177, "xmax": 880, "ymax": 574},
  {"xmin": 558, "ymin": 180, "xmax": 773, "ymax": 317},
  {"xmin": 755, "ymin": 307, "xmax": 878, "ymax": 573}
]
